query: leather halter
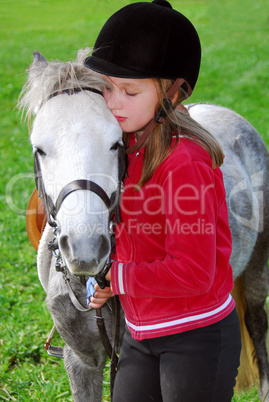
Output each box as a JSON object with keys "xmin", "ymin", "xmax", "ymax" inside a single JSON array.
[
  {"xmin": 34, "ymin": 151, "xmax": 114, "ymax": 228},
  {"xmin": 49, "ymin": 86, "xmax": 104, "ymax": 101},
  {"xmin": 33, "ymin": 86, "xmax": 124, "ymax": 286},
  {"xmin": 34, "ymin": 86, "xmax": 119, "ymax": 228}
]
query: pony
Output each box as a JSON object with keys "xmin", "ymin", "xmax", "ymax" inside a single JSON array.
[{"xmin": 19, "ymin": 50, "xmax": 269, "ymax": 401}]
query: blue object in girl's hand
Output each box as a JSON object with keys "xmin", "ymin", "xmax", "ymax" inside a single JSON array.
[{"xmin": 86, "ymin": 277, "xmax": 97, "ymax": 305}]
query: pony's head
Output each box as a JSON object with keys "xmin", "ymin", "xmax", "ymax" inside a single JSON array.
[{"xmin": 20, "ymin": 49, "xmax": 125, "ymax": 276}]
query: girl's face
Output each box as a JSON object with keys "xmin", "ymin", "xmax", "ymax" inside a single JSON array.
[{"xmin": 103, "ymin": 76, "xmax": 159, "ymax": 134}]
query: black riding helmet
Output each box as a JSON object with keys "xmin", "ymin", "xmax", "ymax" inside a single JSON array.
[
  {"xmin": 85, "ymin": 0, "xmax": 201, "ymax": 153},
  {"xmin": 84, "ymin": 0, "xmax": 201, "ymax": 93}
]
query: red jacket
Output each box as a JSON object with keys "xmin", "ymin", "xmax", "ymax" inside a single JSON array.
[{"xmin": 111, "ymin": 134, "xmax": 235, "ymax": 340}]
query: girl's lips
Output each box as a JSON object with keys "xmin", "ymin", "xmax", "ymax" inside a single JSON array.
[{"xmin": 114, "ymin": 115, "xmax": 127, "ymax": 122}]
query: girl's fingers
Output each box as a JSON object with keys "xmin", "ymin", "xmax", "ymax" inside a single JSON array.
[
  {"xmin": 88, "ymin": 284, "xmax": 114, "ymax": 308},
  {"xmin": 93, "ymin": 284, "xmax": 112, "ymax": 297},
  {"xmin": 89, "ymin": 301, "xmax": 104, "ymax": 309},
  {"xmin": 89, "ymin": 296, "xmax": 109, "ymax": 309}
]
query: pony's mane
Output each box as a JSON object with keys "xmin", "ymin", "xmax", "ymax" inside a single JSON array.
[{"xmin": 18, "ymin": 48, "xmax": 106, "ymax": 121}]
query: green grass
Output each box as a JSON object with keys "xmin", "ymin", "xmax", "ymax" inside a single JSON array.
[{"xmin": 0, "ymin": 0, "xmax": 268, "ymax": 400}]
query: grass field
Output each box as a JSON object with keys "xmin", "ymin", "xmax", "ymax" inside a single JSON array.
[{"xmin": 0, "ymin": 0, "xmax": 268, "ymax": 400}]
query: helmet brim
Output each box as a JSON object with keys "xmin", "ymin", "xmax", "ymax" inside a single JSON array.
[{"xmin": 84, "ymin": 55, "xmax": 178, "ymax": 80}]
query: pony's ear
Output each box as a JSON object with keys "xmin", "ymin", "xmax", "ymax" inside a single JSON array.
[
  {"xmin": 18, "ymin": 51, "xmax": 49, "ymax": 118},
  {"xmin": 33, "ymin": 51, "xmax": 48, "ymax": 66},
  {"xmin": 76, "ymin": 47, "xmax": 92, "ymax": 64}
]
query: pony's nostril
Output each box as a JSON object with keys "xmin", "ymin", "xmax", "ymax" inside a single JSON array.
[
  {"xmin": 59, "ymin": 235, "xmax": 71, "ymax": 256},
  {"xmin": 97, "ymin": 235, "xmax": 110, "ymax": 262}
]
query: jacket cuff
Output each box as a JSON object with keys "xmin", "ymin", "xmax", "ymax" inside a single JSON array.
[{"xmin": 111, "ymin": 261, "xmax": 127, "ymax": 295}]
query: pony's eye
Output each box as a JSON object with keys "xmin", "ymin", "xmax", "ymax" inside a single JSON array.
[
  {"xmin": 35, "ymin": 147, "xmax": 46, "ymax": 157},
  {"xmin": 110, "ymin": 141, "xmax": 124, "ymax": 152},
  {"xmin": 110, "ymin": 143, "xmax": 119, "ymax": 151}
]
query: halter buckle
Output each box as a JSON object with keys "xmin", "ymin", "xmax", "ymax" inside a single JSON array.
[{"xmin": 154, "ymin": 98, "xmax": 172, "ymax": 124}]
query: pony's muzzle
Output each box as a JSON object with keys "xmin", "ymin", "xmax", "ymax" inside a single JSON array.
[{"xmin": 58, "ymin": 232, "xmax": 110, "ymax": 275}]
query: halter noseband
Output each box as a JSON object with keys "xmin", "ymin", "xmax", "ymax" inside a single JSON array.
[{"xmin": 34, "ymin": 148, "xmax": 115, "ymax": 227}]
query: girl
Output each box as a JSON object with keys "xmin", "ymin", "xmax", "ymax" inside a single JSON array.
[{"xmin": 85, "ymin": 1, "xmax": 241, "ymax": 401}]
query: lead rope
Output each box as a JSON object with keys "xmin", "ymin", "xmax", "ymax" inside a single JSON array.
[
  {"xmin": 110, "ymin": 296, "xmax": 119, "ymax": 401},
  {"xmin": 95, "ymin": 299, "xmax": 119, "ymax": 400},
  {"xmin": 46, "ymin": 227, "xmax": 119, "ymax": 397}
]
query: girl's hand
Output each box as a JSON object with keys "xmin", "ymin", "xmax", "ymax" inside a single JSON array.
[
  {"xmin": 86, "ymin": 275, "xmax": 114, "ymax": 309},
  {"xmin": 89, "ymin": 283, "xmax": 114, "ymax": 309}
]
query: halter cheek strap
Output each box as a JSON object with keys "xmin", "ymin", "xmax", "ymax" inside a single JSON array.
[{"xmin": 126, "ymin": 78, "xmax": 192, "ymax": 155}]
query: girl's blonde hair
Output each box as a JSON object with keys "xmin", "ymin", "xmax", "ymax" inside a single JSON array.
[{"xmin": 124, "ymin": 78, "xmax": 224, "ymax": 189}]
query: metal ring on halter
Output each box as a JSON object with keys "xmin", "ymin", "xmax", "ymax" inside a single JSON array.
[
  {"xmin": 155, "ymin": 98, "xmax": 173, "ymax": 124},
  {"xmin": 48, "ymin": 214, "xmax": 57, "ymax": 228},
  {"xmin": 108, "ymin": 220, "xmax": 115, "ymax": 236}
]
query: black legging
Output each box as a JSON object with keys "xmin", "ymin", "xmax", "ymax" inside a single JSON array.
[{"xmin": 113, "ymin": 308, "xmax": 241, "ymax": 402}]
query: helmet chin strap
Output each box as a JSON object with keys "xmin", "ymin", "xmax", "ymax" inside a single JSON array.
[{"xmin": 126, "ymin": 78, "xmax": 192, "ymax": 154}]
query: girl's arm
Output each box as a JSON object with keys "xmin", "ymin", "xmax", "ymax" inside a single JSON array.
[{"xmin": 111, "ymin": 162, "xmax": 232, "ymax": 298}]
